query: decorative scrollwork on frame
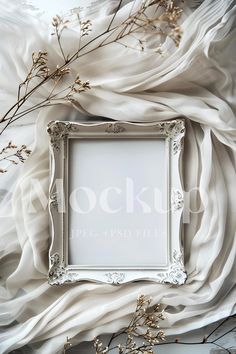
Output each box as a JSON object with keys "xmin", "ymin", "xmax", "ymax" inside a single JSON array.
[
  {"xmin": 158, "ymin": 120, "xmax": 185, "ymax": 154},
  {"xmin": 49, "ymin": 192, "xmax": 59, "ymax": 210},
  {"xmin": 48, "ymin": 253, "xmax": 79, "ymax": 285},
  {"xmin": 49, "ymin": 191, "xmax": 64, "ymax": 212},
  {"xmin": 47, "ymin": 121, "xmax": 78, "ymax": 150},
  {"xmin": 155, "ymin": 250, "xmax": 186, "ymax": 285},
  {"xmin": 171, "ymin": 189, "xmax": 184, "ymax": 211},
  {"xmin": 105, "ymin": 123, "xmax": 126, "ymax": 134},
  {"xmin": 48, "ymin": 253, "xmax": 66, "ymax": 285},
  {"xmin": 105, "ymin": 272, "xmax": 126, "ymax": 284}
]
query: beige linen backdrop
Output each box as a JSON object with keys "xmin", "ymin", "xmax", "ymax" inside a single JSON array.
[{"xmin": 0, "ymin": 0, "xmax": 236, "ymax": 353}]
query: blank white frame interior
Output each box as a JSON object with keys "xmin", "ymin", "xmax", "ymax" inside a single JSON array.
[{"xmin": 47, "ymin": 120, "xmax": 186, "ymax": 285}]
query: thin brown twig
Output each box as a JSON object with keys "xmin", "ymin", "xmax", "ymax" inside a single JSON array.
[
  {"xmin": 56, "ymin": 26, "xmax": 67, "ymax": 62},
  {"xmin": 108, "ymin": 0, "xmax": 123, "ymax": 31}
]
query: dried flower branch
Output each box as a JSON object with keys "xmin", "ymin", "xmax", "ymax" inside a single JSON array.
[
  {"xmin": 52, "ymin": 15, "xmax": 70, "ymax": 62},
  {"xmin": 63, "ymin": 295, "xmax": 166, "ymax": 354},
  {"xmin": 101, "ymin": 295, "xmax": 165, "ymax": 354},
  {"xmin": 0, "ymin": 0, "xmax": 183, "ymax": 137},
  {"xmin": 0, "ymin": 141, "xmax": 31, "ymax": 173},
  {"xmin": 63, "ymin": 311, "xmax": 236, "ymax": 354}
]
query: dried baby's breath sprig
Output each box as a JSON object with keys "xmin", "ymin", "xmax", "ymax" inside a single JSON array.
[
  {"xmin": 63, "ymin": 313, "xmax": 236, "ymax": 353},
  {"xmin": 67, "ymin": 75, "xmax": 91, "ymax": 100},
  {"xmin": 63, "ymin": 295, "xmax": 165, "ymax": 354},
  {"xmin": 121, "ymin": 295, "xmax": 166, "ymax": 351},
  {"xmin": 81, "ymin": 19, "xmax": 92, "ymax": 37},
  {"xmin": 51, "ymin": 65, "xmax": 71, "ymax": 81},
  {"xmin": 52, "ymin": 15, "xmax": 70, "ymax": 62},
  {"xmin": 0, "ymin": 141, "xmax": 17, "ymax": 154},
  {"xmin": 0, "ymin": 141, "xmax": 31, "ymax": 173},
  {"xmin": 94, "ymin": 338, "xmax": 109, "ymax": 354},
  {"xmin": 93, "ymin": 295, "xmax": 165, "ymax": 354},
  {"xmin": 52, "ymin": 14, "xmax": 70, "ymax": 33},
  {"xmin": 0, "ymin": 0, "xmax": 183, "ymax": 138}
]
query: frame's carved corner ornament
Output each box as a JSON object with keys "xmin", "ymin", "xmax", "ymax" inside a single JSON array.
[
  {"xmin": 159, "ymin": 120, "xmax": 185, "ymax": 154},
  {"xmin": 48, "ymin": 253, "xmax": 66, "ymax": 285},
  {"xmin": 105, "ymin": 123, "xmax": 126, "ymax": 134},
  {"xmin": 105, "ymin": 272, "xmax": 125, "ymax": 284},
  {"xmin": 47, "ymin": 121, "xmax": 78, "ymax": 150},
  {"xmin": 48, "ymin": 253, "xmax": 79, "ymax": 285},
  {"xmin": 156, "ymin": 250, "xmax": 187, "ymax": 285},
  {"xmin": 171, "ymin": 189, "xmax": 184, "ymax": 211}
]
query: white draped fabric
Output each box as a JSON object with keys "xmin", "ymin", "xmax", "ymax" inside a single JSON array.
[{"xmin": 0, "ymin": 0, "xmax": 236, "ymax": 353}]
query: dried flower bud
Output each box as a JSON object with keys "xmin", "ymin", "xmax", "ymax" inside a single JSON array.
[{"xmin": 52, "ymin": 15, "xmax": 62, "ymax": 27}]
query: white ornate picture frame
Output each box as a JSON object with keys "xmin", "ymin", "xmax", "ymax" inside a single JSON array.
[{"xmin": 47, "ymin": 120, "xmax": 186, "ymax": 285}]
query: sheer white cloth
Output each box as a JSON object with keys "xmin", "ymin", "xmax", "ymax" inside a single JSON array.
[{"xmin": 0, "ymin": 0, "xmax": 236, "ymax": 353}]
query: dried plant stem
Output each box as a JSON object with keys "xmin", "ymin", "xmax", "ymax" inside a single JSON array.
[
  {"xmin": 63, "ymin": 295, "xmax": 235, "ymax": 354},
  {"xmin": 0, "ymin": 142, "xmax": 31, "ymax": 173},
  {"xmin": 93, "ymin": 295, "xmax": 166, "ymax": 354},
  {"xmin": 55, "ymin": 26, "xmax": 67, "ymax": 62},
  {"xmin": 0, "ymin": 0, "xmax": 183, "ymax": 136},
  {"xmin": 98, "ymin": 315, "xmax": 236, "ymax": 354}
]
